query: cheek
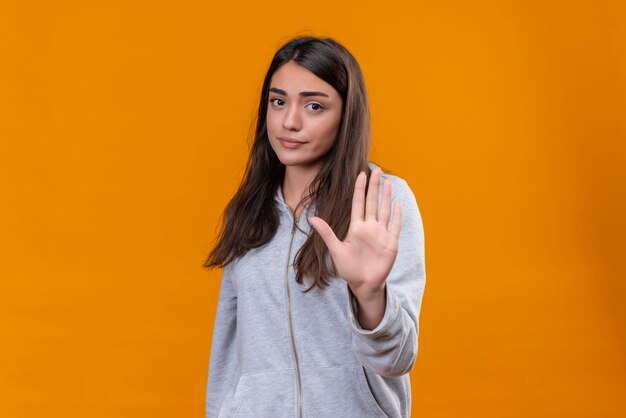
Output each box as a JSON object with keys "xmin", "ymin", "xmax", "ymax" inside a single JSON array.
[
  {"xmin": 313, "ymin": 116, "xmax": 341, "ymax": 146},
  {"xmin": 266, "ymin": 111, "xmax": 276, "ymax": 133},
  {"xmin": 266, "ymin": 113, "xmax": 284, "ymax": 143}
]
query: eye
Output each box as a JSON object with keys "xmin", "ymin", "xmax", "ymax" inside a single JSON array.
[
  {"xmin": 269, "ymin": 97, "xmax": 284, "ymax": 106},
  {"xmin": 306, "ymin": 103, "xmax": 324, "ymax": 112}
]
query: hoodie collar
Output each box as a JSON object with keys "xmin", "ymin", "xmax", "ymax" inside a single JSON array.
[
  {"xmin": 275, "ymin": 184, "xmax": 317, "ymax": 218},
  {"xmin": 274, "ymin": 184, "xmax": 289, "ymax": 213}
]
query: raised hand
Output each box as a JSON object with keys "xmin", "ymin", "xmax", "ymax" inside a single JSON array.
[{"xmin": 308, "ymin": 168, "xmax": 402, "ymax": 296}]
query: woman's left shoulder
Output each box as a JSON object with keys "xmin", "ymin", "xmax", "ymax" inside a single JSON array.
[
  {"xmin": 367, "ymin": 161, "xmax": 417, "ymax": 201},
  {"xmin": 367, "ymin": 161, "xmax": 425, "ymax": 239}
]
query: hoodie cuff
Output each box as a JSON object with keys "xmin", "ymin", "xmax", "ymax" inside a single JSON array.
[{"xmin": 346, "ymin": 283, "xmax": 400, "ymax": 338}]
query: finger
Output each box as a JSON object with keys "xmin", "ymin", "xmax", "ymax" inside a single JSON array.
[
  {"xmin": 379, "ymin": 178, "xmax": 392, "ymax": 227},
  {"xmin": 309, "ymin": 216, "xmax": 341, "ymax": 253},
  {"xmin": 351, "ymin": 171, "xmax": 366, "ymax": 223},
  {"xmin": 390, "ymin": 201, "xmax": 403, "ymax": 240},
  {"xmin": 365, "ymin": 168, "xmax": 382, "ymax": 221}
]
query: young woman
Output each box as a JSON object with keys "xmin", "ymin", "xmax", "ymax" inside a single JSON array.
[{"xmin": 204, "ymin": 35, "xmax": 426, "ymax": 418}]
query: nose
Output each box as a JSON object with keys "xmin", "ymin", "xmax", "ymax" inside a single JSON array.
[{"xmin": 282, "ymin": 104, "xmax": 302, "ymax": 131}]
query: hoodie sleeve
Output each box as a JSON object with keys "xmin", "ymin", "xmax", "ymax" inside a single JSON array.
[
  {"xmin": 346, "ymin": 176, "xmax": 426, "ymax": 378},
  {"xmin": 206, "ymin": 263, "xmax": 239, "ymax": 417}
]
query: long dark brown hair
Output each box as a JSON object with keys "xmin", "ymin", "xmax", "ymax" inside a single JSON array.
[{"xmin": 204, "ymin": 35, "xmax": 375, "ymax": 291}]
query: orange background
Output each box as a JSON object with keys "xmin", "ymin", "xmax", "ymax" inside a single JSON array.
[{"xmin": 1, "ymin": 1, "xmax": 625, "ymax": 417}]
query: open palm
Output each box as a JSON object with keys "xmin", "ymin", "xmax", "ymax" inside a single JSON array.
[{"xmin": 308, "ymin": 168, "xmax": 402, "ymax": 293}]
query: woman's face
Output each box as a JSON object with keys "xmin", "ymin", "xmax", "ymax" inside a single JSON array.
[{"xmin": 266, "ymin": 60, "xmax": 343, "ymax": 170}]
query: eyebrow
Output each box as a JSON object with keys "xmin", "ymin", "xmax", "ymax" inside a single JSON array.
[{"xmin": 269, "ymin": 87, "xmax": 330, "ymax": 98}]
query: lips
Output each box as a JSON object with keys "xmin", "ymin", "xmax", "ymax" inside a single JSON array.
[
  {"xmin": 278, "ymin": 137, "xmax": 306, "ymax": 149},
  {"xmin": 278, "ymin": 137, "xmax": 305, "ymax": 144}
]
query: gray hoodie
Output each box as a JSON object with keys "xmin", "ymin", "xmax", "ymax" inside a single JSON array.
[{"xmin": 206, "ymin": 163, "xmax": 426, "ymax": 418}]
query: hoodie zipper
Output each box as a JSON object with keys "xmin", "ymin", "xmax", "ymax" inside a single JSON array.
[{"xmin": 286, "ymin": 214, "xmax": 303, "ymax": 418}]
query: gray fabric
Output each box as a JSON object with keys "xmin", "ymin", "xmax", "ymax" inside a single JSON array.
[{"xmin": 206, "ymin": 162, "xmax": 426, "ymax": 417}]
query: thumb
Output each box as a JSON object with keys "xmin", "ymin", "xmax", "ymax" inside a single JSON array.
[{"xmin": 308, "ymin": 216, "xmax": 341, "ymax": 253}]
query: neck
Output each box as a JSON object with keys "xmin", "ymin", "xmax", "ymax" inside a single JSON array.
[{"xmin": 282, "ymin": 162, "xmax": 322, "ymax": 213}]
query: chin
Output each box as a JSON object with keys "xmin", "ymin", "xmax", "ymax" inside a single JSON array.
[
  {"xmin": 276, "ymin": 155, "xmax": 307, "ymax": 167},
  {"xmin": 282, "ymin": 158, "xmax": 327, "ymax": 171},
  {"xmin": 270, "ymin": 142, "xmax": 327, "ymax": 168}
]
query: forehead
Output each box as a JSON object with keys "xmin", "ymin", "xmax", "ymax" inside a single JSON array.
[{"xmin": 270, "ymin": 61, "xmax": 338, "ymax": 98}]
